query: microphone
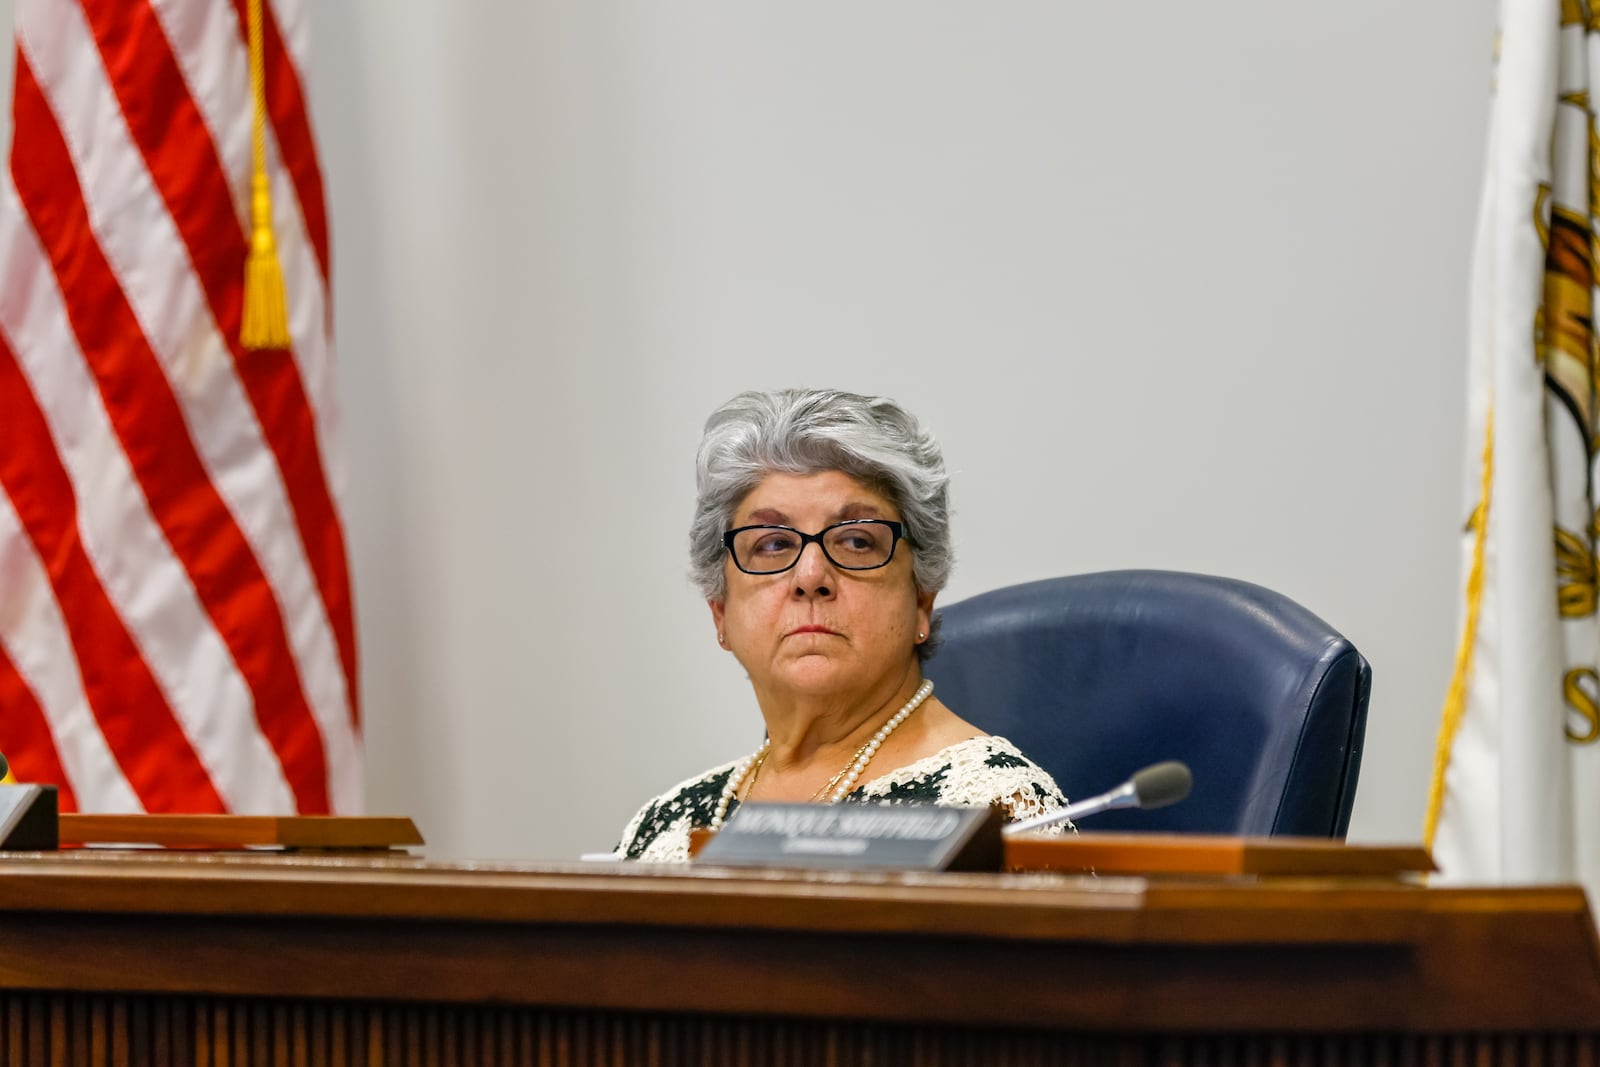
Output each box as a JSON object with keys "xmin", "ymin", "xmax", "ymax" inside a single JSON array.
[
  {"xmin": 1003, "ymin": 760, "xmax": 1193, "ymax": 836},
  {"xmin": 0, "ymin": 751, "xmax": 8, "ymax": 781}
]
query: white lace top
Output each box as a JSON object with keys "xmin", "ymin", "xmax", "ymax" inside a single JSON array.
[{"xmin": 614, "ymin": 736, "xmax": 1069, "ymax": 862}]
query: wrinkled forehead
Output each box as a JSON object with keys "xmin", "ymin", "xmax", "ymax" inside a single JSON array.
[{"xmin": 731, "ymin": 470, "xmax": 900, "ymax": 528}]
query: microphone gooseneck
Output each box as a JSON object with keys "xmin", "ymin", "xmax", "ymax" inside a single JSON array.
[{"xmin": 1003, "ymin": 759, "xmax": 1194, "ymax": 836}]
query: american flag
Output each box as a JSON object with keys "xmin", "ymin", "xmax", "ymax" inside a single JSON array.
[{"xmin": 0, "ymin": 0, "xmax": 359, "ymax": 814}]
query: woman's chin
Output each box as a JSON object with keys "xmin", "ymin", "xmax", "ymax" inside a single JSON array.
[{"xmin": 772, "ymin": 654, "xmax": 855, "ymax": 696}]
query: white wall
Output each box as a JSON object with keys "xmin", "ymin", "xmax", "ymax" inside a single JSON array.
[
  {"xmin": 302, "ymin": 2, "xmax": 1495, "ymax": 859},
  {"xmin": 3, "ymin": 3, "xmax": 1498, "ymax": 859}
]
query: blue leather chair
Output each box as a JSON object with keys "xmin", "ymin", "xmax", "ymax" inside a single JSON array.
[{"xmin": 923, "ymin": 570, "xmax": 1370, "ymax": 837}]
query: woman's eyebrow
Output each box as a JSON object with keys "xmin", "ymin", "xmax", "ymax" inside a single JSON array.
[
  {"xmin": 834, "ymin": 502, "xmax": 885, "ymax": 521},
  {"xmin": 744, "ymin": 507, "xmax": 790, "ymax": 524}
]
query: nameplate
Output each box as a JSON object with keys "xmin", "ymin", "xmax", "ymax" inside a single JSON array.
[
  {"xmin": 0, "ymin": 784, "xmax": 58, "ymax": 850},
  {"xmin": 696, "ymin": 802, "xmax": 1002, "ymax": 871}
]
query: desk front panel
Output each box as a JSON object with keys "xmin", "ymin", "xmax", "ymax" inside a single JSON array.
[{"xmin": 0, "ymin": 853, "xmax": 1592, "ymax": 1064}]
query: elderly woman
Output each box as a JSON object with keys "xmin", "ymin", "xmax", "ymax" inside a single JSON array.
[{"xmin": 615, "ymin": 389, "xmax": 1066, "ymax": 861}]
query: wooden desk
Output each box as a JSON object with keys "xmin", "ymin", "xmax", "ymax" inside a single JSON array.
[{"xmin": 0, "ymin": 851, "xmax": 1594, "ymax": 1064}]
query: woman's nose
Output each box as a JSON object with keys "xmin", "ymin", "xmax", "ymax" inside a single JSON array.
[{"xmin": 790, "ymin": 540, "xmax": 837, "ymax": 597}]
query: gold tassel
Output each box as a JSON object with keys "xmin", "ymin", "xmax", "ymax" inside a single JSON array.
[
  {"xmin": 241, "ymin": 0, "xmax": 290, "ymax": 350},
  {"xmin": 1423, "ymin": 404, "xmax": 1494, "ymax": 853}
]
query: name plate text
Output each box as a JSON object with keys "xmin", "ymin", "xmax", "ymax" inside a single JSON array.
[{"xmin": 696, "ymin": 802, "xmax": 1002, "ymax": 871}]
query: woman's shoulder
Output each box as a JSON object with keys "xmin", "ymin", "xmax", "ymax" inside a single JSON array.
[
  {"xmin": 852, "ymin": 735, "xmax": 1069, "ymax": 825},
  {"xmin": 864, "ymin": 734, "xmax": 1059, "ymax": 788},
  {"xmin": 613, "ymin": 758, "xmax": 741, "ymax": 862}
]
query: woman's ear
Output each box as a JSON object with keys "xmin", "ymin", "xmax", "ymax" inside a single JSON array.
[
  {"xmin": 709, "ymin": 599, "xmax": 728, "ymax": 647},
  {"xmin": 916, "ymin": 590, "xmax": 935, "ymax": 643}
]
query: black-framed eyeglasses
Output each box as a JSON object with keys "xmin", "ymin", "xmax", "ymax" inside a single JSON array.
[{"xmin": 723, "ymin": 520, "xmax": 916, "ymax": 575}]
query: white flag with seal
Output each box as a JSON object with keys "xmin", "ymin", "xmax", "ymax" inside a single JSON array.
[{"xmin": 1428, "ymin": 0, "xmax": 1600, "ymax": 897}]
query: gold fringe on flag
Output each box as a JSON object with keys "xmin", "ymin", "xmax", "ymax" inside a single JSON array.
[
  {"xmin": 241, "ymin": 0, "xmax": 290, "ymax": 351},
  {"xmin": 1423, "ymin": 404, "xmax": 1495, "ymax": 850}
]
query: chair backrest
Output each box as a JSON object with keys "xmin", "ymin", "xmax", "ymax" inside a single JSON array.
[{"xmin": 922, "ymin": 570, "xmax": 1370, "ymax": 837}]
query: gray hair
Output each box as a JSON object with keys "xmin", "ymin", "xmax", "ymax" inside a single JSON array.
[{"xmin": 690, "ymin": 389, "xmax": 953, "ymax": 660}]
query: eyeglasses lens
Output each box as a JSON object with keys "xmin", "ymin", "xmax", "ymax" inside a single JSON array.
[{"xmin": 731, "ymin": 522, "xmax": 897, "ymax": 573}]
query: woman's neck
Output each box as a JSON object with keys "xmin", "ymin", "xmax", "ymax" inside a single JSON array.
[{"xmin": 755, "ymin": 667, "xmax": 925, "ymax": 774}]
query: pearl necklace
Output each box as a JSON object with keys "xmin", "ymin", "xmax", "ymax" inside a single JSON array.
[{"xmin": 708, "ymin": 679, "xmax": 935, "ymax": 830}]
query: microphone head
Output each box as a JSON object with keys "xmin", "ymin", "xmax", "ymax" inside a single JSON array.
[
  {"xmin": 0, "ymin": 751, "xmax": 8, "ymax": 781},
  {"xmin": 1131, "ymin": 760, "xmax": 1192, "ymax": 810}
]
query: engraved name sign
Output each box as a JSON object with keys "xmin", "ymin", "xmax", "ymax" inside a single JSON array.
[{"xmin": 696, "ymin": 802, "xmax": 1002, "ymax": 871}]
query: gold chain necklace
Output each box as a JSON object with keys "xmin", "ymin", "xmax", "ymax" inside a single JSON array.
[
  {"xmin": 809, "ymin": 679, "xmax": 934, "ymax": 802},
  {"xmin": 709, "ymin": 680, "xmax": 935, "ymax": 827},
  {"xmin": 740, "ymin": 747, "xmax": 770, "ymax": 801}
]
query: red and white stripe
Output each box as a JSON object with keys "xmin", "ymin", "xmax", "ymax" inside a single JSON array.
[{"xmin": 0, "ymin": 0, "xmax": 359, "ymax": 813}]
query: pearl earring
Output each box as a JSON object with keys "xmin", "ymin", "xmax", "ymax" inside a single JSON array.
[{"xmin": 917, "ymin": 631, "xmax": 926, "ymax": 641}]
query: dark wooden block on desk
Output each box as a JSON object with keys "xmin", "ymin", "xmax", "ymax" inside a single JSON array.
[
  {"xmin": 56, "ymin": 814, "xmax": 424, "ymax": 850},
  {"xmin": 1003, "ymin": 832, "xmax": 1437, "ymax": 876}
]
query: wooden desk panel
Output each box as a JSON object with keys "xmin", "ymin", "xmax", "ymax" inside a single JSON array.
[{"xmin": 0, "ymin": 852, "xmax": 1593, "ymax": 1065}]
